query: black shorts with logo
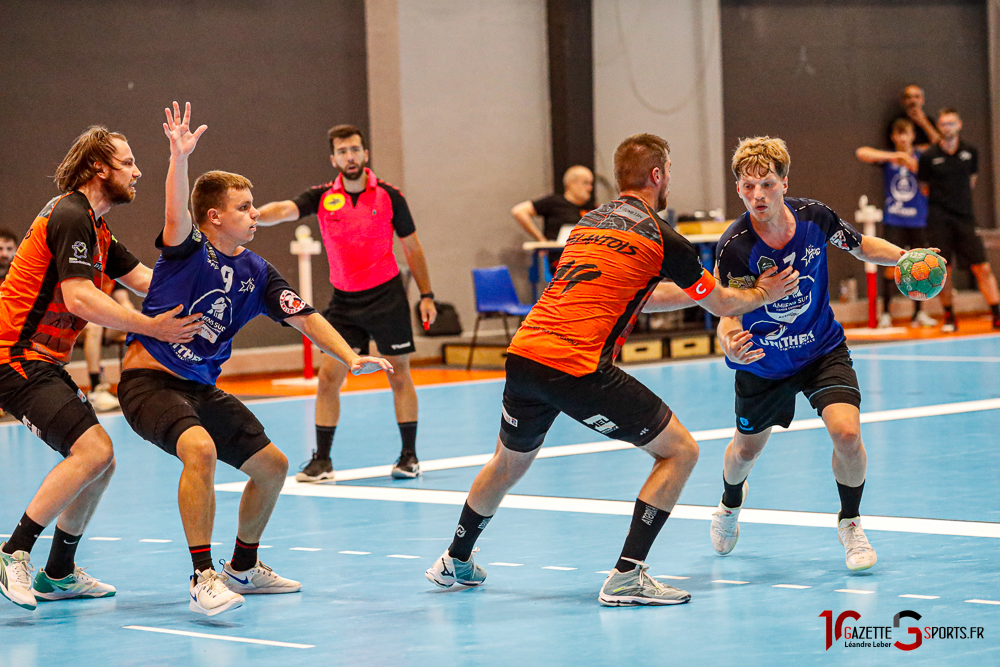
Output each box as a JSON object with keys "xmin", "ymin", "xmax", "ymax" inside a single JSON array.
[
  {"xmin": 734, "ymin": 341, "xmax": 861, "ymax": 435},
  {"xmin": 927, "ymin": 210, "xmax": 987, "ymax": 270},
  {"xmin": 882, "ymin": 225, "xmax": 927, "ymax": 251},
  {"xmin": 499, "ymin": 353, "xmax": 672, "ymax": 452},
  {"xmin": 118, "ymin": 369, "xmax": 270, "ymax": 469},
  {"xmin": 0, "ymin": 360, "xmax": 99, "ymax": 457},
  {"xmin": 323, "ymin": 274, "xmax": 414, "ymax": 356}
]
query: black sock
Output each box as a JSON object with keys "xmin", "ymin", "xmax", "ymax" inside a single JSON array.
[
  {"xmin": 944, "ymin": 305, "xmax": 955, "ymax": 318},
  {"xmin": 991, "ymin": 304, "xmax": 1000, "ymax": 320},
  {"xmin": 398, "ymin": 421, "xmax": 417, "ymax": 455},
  {"xmin": 189, "ymin": 544, "xmax": 213, "ymax": 574},
  {"xmin": 45, "ymin": 526, "xmax": 82, "ymax": 580},
  {"xmin": 837, "ymin": 480, "xmax": 865, "ymax": 522},
  {"xmin": 4, "ymin": 513, "xmax": 44, "ymax": 555},
  {"xmin": 911, "ymin": 300, "xmax": 922, "ymax": 318},
  {"xmin": 722, "ymin": 475, "xmax": 747, "ymax": 509},
  {"xmin": 447, "ymin": 502, "xmax": 492, "ymax": 562},
  {"xmin": 88, "ymin": 372, "xmax": 101, "ymax": 390},
  {"xmin": 881, "ymin": 276, "xmax": 894, "ymax": 314},
  {"xmin": 615, "ymin": 499, "xmax": 670, "ymax": 572},
  {"xmin": 231, "ymin": 537, "xmax": 259, "ymax": 572},
  {"xmin": 315, "ymin": 425, "xmax": 336, "ymax": 459}
]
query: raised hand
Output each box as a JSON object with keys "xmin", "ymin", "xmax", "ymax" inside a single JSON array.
[
  {"xmin": 148, "ymin": 304, "xmax": 204, "ymax": 344},
  {"xmin": 162, "ymin": 101, "xmax": 207, "ymax": 159},
  {"xmin": 351, "ymin": 355, "xmax": 394, "ymax": 376},
  {"xmin": 756, "ymin": 265, "xmax": 800, "ymax": 304},
  {"xmin": 722, "ymin": 329, "xmax": 764, "ymax": 365}
]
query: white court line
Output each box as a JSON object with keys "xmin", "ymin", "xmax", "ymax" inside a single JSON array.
[
  {"xmin": 88, "ymin": 537, "xmax": 120, "ymax": 541},
  {"xmin": 837, "ymin": 589, "xmax": 875, "ymax": 595},
  {"xmin": 900, "ymin": 594, "xmax": 940, "ymax": 600},
  {"xmin": 774, "ymin": 584, "xmax": 811, "ymax": 589},
  {"xmin": 967, "ymin": 599, "xmax": 1000, "ymax": 605},
  {"xmin": 339, "ymin": 550, "xmax": 370, "ymax": 555},
  {"xmin": 272, "ymin": 397, "xmax": 1000, "ymax": 485},
  {"xmin": 139, "ymin": 539, "xmax": 171, "ymax": 543},
  {"xmin": 489, "ymin": 562, "xmax": 524, "ymax": 567},
  {"xmin": 213, "ymin": 482, "xmax": 1000, "ymax": 539},
  {"xmin": 123, "ymin": 625, "xmax": 313, "ymax": 649},
  {"xmin": 387, "ymin": 554, "xmax": 420, "ymax": 559},
  {"xmin": 655, "ymin": 575, "xmax": 690, "ymax": 580},
  {"xmin": 542, "ymin": 566, "xmax": 576, "ymax": 571},
  {"xmin": 289, "ymin": 547, "xmax": 321, "ymax": 552},
  {"xmin": 713, "ymin": 580, "xmax": 749, "ymax": 585}
]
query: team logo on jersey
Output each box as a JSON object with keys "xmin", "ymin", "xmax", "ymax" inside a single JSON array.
[
  {"xmin": 279, "ymin": 290, "xmax": 307, "ymax": 314},
  {"xmin": 829, "ymin": 231, "xmax": 850, "ymax": 251},
  {"xmin": 552, "ymin": 260, "xmax": 602, "ymax": 294},
  {"xmin": 728, "ymin": 273, "xmax": 756, "ymax": 289},
  {"xmin": 960, "ymin": 151, "xmax": 972, "ymax": 161},
  {"xmin": 757, "ymin": 256, "xmax": 776, "ymax": 274},
  {"xmin": 70, "ymin": 241, "xmax": 90, "ymax": 265},
  {"xmin": 191, "ymin": 289, "xmax": 234, "ymax": 344},
  {"xmin": 239, "ymin": 277, "xmax": 255, "ymax": 293},
  {"xmin": 192, "ymin": 228, "xmax": 203, "ymax": 241},
  {"xmin": 209, "ymin": 297, "xmax": 228, "ymax": 319},
  {"xmin": 803, "ymin": 245, "xmax": 822, "ymax": 267},
  {"xmin": 765, "ymin": 276, "xmax": 815, "ymax": 323},
  {"xmin": 322, "ymin": 192, "xmax": 346, "ymax": 212}
]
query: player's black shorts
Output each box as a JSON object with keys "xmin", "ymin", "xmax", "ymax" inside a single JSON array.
[
  {"xmin": 882, "ymin": 225, "xmax": 927, "ymax": 251},
  {"xmin": 0, "ymin": 360, "xmax": 99, "ymax": 457},
  {"xmin": 926, "ymin": 210, "xmax": 987, "ymax": 270},
  {"xmin": 499, "ymin": 353, "xmax": 672, "ymax": 452},
  {"xmin": 323, "ymin": 274, "xmax": 414, "ymax": 356},
  {"xmin": 118, "ymin": 369, "xmax": 271, "ymax": 469},
  {"xmin": 734, "ymin": 341, "xmax": 860, "ymax": 435}
]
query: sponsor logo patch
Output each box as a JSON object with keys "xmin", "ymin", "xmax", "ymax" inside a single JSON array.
[
  {"xmin": 501, "ymin": 405, "xmax": 518, "ymax": 427},
  {"xmin": 322, "ymin": 192, "xmax": 346, "ymax": 212},
  {"xmin": 279, "ymin": 290, "xmax": 307, "ymax": 315}
]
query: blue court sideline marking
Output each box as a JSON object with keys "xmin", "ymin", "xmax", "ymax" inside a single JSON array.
[
  {"xmin": 213, "ymin": 483, "xmax": 1000, "ymax": 539},
  {"xmin": 123, "ymin": 625, "xmax": 314, "ymax": 648}
]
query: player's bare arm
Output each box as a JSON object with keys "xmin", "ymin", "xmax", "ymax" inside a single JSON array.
[
  {"xmin": 398, "ymin": 232, "xmax": 437, "ymax": 326},
  {"xmin": 511, "ymin": 200, "xmax": 546, "ymax": 242},
  {"xmin": 717, "ymin": 315, "xmax": 764, "ymax": 365},
  {"xmin": 855, "ymin": 147, "xmax": 917, "ymax": 172},
  {"xmin": 644, "ymin": 265, "xmax": 799, "ymax": 315},
  {"xmin": 255, "ymin": 200, "xmax": 300, "ymax": 227},
  {"xmin": 162, "ymin": 101, "xmax": 208, "ymax": 246},
  {"xmin": 61, "ymin": 278, "xmax": 200, "ymax": 343},
  {"xmin": 850, "ymin": 235, "xmax": 908, "ymax": 266},
  {"xmin": 115, "ymin": 263, "xmax": 153, "ymax": 297},
  {"xmin": 287, "ymin": 311, "xmax": 394, "ymax": 375}
]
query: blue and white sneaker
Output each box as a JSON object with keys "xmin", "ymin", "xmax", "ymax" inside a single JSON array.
[
  {"xmin": 425, "ymin": 548, "xmax": 486, "ymax": 588},
  {"xmin": 222, "ymin": 559, "xmax": 301, "ymax": 594},
  {"xmin": 190, "ymin": 569, "xmax": 244, "ymax": 616}
]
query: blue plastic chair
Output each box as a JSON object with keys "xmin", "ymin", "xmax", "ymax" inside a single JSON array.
[{"xmin": 468, "ymin": 266, "xmax": 533, "ymax": 370}]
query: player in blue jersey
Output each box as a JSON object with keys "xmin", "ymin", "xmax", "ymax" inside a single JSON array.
[
  {"xmin": 856, "ymin": 117, "xmax": 936, "ymax": 327},
  {"xmin": 117, "ymin": 103, "xmax": 392, "ymax": 616},
  {"xmin": 709, "ymin": 136, "xmax": 914, "ymax": 572}
]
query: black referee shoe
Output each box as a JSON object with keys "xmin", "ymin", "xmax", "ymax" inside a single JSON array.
[
  {"xmin": 295, "ymin": 453, "xmax": 335, "ymax": 483},
  {"xmin": 391, "ymin": 451, "xmax": 420, "ymax": 479}
]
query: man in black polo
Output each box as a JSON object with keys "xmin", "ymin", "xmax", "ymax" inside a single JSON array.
[
  {"xmin": 918, "ymin": 108, "xmax": 1000, "ymax": 331},
  {"xmin": 511, "ymin": 166, "xmax": 594, "ymax": 265}
]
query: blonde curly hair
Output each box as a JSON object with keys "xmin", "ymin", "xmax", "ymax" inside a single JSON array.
[{"xmin": 731, "ymin": 136, "xmax": 790, "ymax": 180}]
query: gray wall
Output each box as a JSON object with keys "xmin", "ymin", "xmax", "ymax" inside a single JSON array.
[
  {"xmin": 592, "ymin": 0, "xmax": 727, "ymax": 215},
  {"xmin": 720, "ymin": 0, "xmax": 993, "ymax": 287},
  {"xmin": 0, "ymin": 0, "xmax": 369, "ymax": 350}
]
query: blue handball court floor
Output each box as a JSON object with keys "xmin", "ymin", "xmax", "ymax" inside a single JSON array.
[{"xmin": 2, "ymin": 335, "xmax": 1000, "ymax": 666}]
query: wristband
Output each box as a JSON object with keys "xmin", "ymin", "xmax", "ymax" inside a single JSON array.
[{"xmin": 420, "ymin": 292, "xmax": 435, "ymax": 301}]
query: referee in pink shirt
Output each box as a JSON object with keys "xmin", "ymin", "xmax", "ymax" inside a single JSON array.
[{"xmin": 258, "ymin": 124, "xmax": 436, "ymax": 481}]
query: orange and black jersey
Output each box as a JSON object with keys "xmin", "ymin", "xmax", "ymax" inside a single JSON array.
[
  {"xmin": 0, "ymin": 191, "xmax": 139, "ymax": 365},
  {"xmin": 508, "ymin": 195, "xmax": 715, "ymax": 376}
]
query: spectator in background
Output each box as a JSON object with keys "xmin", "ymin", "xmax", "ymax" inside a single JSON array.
[
  {"xmin": 511, "ymin": 165, "xmax": 594, "ymax": 264},
  {"xmin": 81, "ymin": 279, "xmax": 138, "ymax": 411},
  {"xmin": 0, "ymin": 228, "xmax": 19, "ymax": 284},
  {"xmin": 918, "ymin": 108, "xmax": 1000, "ymax": 332},
  {"xmin": 891, "ymin": 85, "xmax": 941, "ymax": 151},
  {"xmin": 856, "ymin": 118, "xmax": 936, "ymax": 327}
]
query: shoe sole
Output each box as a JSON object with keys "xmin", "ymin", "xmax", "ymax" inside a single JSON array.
[
  {"xmin": 391, "ymin": 468, "xmax": 420, "ymax": 479},
  {"xmin": 34, "ymin": 589, "xmax": 116, "ymax": 601},
  {"xmin": 0, "ymin": 585, "xmax": 36, "ymax": 610},
  {"xmin": 846, "ymin": 554, "xmax": 877, "ymax": 572},
  {"xmin": 226, "ymin": 584, "xmax": 302, "ymax": 595},
  {"xmin": 190, "ymin": 596, "xmax": 244, "ymax": 616},
  {"xmin": 294, "ymin": 472, "xmax": 336, "ymax": 483},
  {"xmin": 598, "ymin": 594, "xmax": 691, "ymax": 606},
  {"xmin": 424, "ymin": 570, "xmax": 484, "ymax": 588}
]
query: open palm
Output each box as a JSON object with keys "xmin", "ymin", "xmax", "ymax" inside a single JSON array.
[{"xmin": 163, "ymin": 101, "xmax": 207, "ymax": 158}]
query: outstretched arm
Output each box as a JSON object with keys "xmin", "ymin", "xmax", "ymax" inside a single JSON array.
[
  {"xmin": 850, "ymin": 235, "xmax": 906, "ymax": 266},
  {"xmin": 644, "ymin": 266, "xmax": 800, "ymax": 316},
  {"xmin": 162, "ymin": 101, "xmax": 208, "ymax": 246},
  {"xmin": 855, "ymin": 147, "xmax": 917, "ymax": 172},
  {"xmin": 286, "ymin": 312, "xmax": 393, "ymax": 375},
  {"xmin": 256, "ymin": 200, "xmax": 301, "ymax": 227}
]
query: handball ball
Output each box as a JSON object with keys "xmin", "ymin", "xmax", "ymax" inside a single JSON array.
[{"xmin": 895, "ymin": 249, "xmax": 946, "ymax": 300}]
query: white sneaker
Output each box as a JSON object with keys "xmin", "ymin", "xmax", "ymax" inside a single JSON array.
[
  {"xmin": 838, "ymin": 517, "xmax": 877, "ymax": 571},
  {"xmin": 710, "ymin": 481, "xmax": 748, "ymax": 555},
  {"xmin": 189, "ymin": 569, "xmax": 244, "ymax": 616},
  {"xmin": 222, "ymin": 560, "xmax": 301, "ymax": 594},
  {"xmin": 0, "ymin": 543, "xmax": 36, "ymax": 610},
  {"xmin": 87, "ymin": 384, "xmax": 119, "ymax": 412},
  {"xmin": 876, "ymin": 313, "xmax": 893, "ymax": 329},
  {"xmin": 911, "ymin": 311, "xmax": 938, "ymax": 328},
  {"xmin": 425, "ymin": 548, "xmax": 487, "ymax": 588}
]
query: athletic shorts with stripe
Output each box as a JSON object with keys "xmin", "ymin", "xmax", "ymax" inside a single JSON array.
[
  {"xmin": 734, "ymin": 341, "xmax": 860, "ymax": 435},
  {"xmin": 0, "ymin": 360, "xmax": 99, "ymax": 457},
  {"xmin": 499, "ymin": 353, "xmax": 672, "ymax": 452},
  {"xmin": 118, "ymin": 369, "xmax": 270, "ymax": 469}
]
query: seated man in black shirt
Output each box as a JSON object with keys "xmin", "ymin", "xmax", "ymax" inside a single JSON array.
[
  {"xmin": 918, "ymin": 108, "xmax": 1000, "ymax": 331},
  {"xmin": 511, "ymin": 166, "xmax": 594, "ymax": 265}
]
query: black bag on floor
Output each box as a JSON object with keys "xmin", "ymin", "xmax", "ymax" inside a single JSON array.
[{"xmin": 416, "ymin": 301, "xmax": 462, "ymax": 336}]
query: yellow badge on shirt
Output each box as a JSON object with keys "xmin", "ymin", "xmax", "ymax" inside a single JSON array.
[{"xmin": 322, "ymin": 193, "xmax": 346, "ymax": 212}]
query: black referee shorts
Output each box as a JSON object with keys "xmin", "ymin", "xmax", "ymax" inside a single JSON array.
[
  {"xmin": 323, "ymin": 274, "xmax": 415, "ymax": 356},
  {"xmin": 927, "ymin": 210, "xmax": 987, "ymax": 270}
]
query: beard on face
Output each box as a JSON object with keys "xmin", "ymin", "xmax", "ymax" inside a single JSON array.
[
  {"xmin": 102, "ymin": 176, "xmax": 135, "ymax": 205},
  {"xmin": 656, "ymin": 183, "xmax": 669, "ymax": 212},
  {"xmin": 341, "ymin": 158, "xmax": 368, "ymax": 181}
]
